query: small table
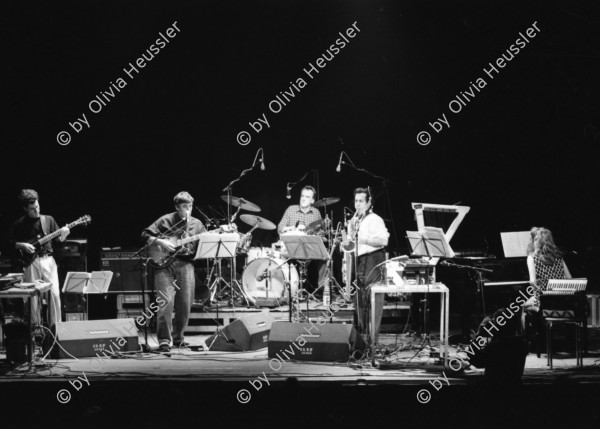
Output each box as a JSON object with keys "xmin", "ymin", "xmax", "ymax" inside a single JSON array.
[
  {"xmin": 370, "ymin": 283, "xmax": 449, "ymax": 365},
  {"xmin": 0, "ymin": 281, "xmax": 52, "ymax": 367}
]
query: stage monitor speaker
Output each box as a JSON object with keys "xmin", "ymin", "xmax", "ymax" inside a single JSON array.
[
  {"xmin": 55, "ymin": 318, "xmax": 139, "ymax": 358},
  {"xmin": 100, "ymin": 257, "xmax": 147, "ymax": 293},
  {"xmin": 268, "ymin": 322, "xmax": 357, "ymax": 362},
  {"xmin": 205, "ymin": 312, "xmax": 273, "ymax": 351}
]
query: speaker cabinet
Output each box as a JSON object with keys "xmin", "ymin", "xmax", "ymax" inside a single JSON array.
[
  {"xmin": 100, "ymin": 257, "xmax": 149, "ymax": 293},
  {"xmin": 205, "ymin": 312, "xmax": 273, "ymax": 351},
  {"xmin": 55, "ymin": 318, "xmax": 139, "ymax": 358},
  {"xmin": 268, "ymin": 322, "xmax": 357, "ymax": 362}
]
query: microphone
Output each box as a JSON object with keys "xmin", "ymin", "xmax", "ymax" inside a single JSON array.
[
  {"xmin": 260, "ymin": 151, "xmax": 266, "ymax": 170},
  {"xmin": 286, "ymin": 183, "xmax": 291, "ymax": 199},
  {"xmin": 343, "ymin": 207, "xmax": 352, "ymax": 226},
  {"xmin": 336, "ymin": 152, "xmax": 344, "ymax": 172}
]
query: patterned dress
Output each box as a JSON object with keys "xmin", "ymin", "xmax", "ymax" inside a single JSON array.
[{"xmin": 531, "ymin": 253, "xmax": 566, "ymax": 306}]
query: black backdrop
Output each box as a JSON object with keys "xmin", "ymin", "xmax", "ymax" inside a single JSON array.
[{"xmin": 2, "ymin": 0, "xmax": 599, "ymax": 285}]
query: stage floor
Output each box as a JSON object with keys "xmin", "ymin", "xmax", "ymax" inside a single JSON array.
[
  {"xmin": 1, "ymin": 314, "xmax": 600, "ymax": 428},
  {"xmin": 2, "ymin": 329, "xmax": 600, "ymax": 383}
]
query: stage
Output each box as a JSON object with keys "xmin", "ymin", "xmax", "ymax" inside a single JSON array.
[
  {"xmin": 1, "ymin": 319, "xmax": 600, "ymax": 428},
  {"xmin": 3, "ymin": 0, "xmax": 600, "ymax": 427}
]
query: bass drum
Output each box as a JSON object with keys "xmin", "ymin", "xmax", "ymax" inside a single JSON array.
[
  {"xmin": 247, "ymin": 247, "xmax": 272, "ymax": 262},
  {"xmin": 242, "ymin": 258, "xmax": 298, "ymax": 306}
]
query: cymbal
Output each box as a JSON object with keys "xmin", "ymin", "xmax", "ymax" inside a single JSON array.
[
  {"xmin": 239, "ymin": 214, "xmax": 276, "ymax": 230},
  {"xmin": 221, "ymin": 195, "xmax": 261, "ymax": 212},
  {"xmin": 313, "ymin": 197, "xmax": 340, "ymax": 208},
  {"xmin": 305, "ymin": 219, "xmax": 325, "ymax": 234}
]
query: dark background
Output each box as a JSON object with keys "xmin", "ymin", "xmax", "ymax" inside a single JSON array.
[{"xmin": 2, "ymin": 0, "xmax": 599, "ymax": 286}]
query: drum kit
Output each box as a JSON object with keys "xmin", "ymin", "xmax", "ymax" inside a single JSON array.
[{"xmin": 205, "ymin": 194, "xmax": 346, "ymax": 313}]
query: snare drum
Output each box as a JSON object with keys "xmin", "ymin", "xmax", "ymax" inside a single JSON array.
[
  {"xmin": 281, "ymin": 227, "xmax": 306, "ymax": 236},
  {"xmin": 247, "ymin": 247, "xmax": 271, "ymax": 262},
  {"xmin": 236, "ymin": 232, "xmax": 252, "ymax": 255},
  {"xmin": 242, "ymin": 257, "xmax": 299, "ymax": 305}
]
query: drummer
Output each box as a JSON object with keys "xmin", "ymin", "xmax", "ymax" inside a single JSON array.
[
  {"xmin": 277, "ymin": 186, "xmax": 327, "ymax": 296},
  {"xmin": 278, "ymin": 186, "xmax": 322, "ymax": 235}
]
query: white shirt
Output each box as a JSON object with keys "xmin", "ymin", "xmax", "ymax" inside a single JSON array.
[{"xmin": 355, "ymin": 212, "xmax": 389, "ymax": 256}]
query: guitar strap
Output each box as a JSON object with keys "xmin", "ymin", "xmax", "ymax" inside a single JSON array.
[{"xmin": 40, "ymin": 215, "xmax": 48, "ymax": 236}]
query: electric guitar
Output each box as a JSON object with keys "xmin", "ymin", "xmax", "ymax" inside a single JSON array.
[
  {"xmin": 19, "ymin": 215, "xmax": 92, "ymax": 267},
  {"xmin": 147, "ymin": 228, "xmax": 220, "ymax": 269}
]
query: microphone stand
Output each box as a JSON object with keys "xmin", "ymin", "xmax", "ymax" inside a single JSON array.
[
  {"xmin": 286, "ymin": 169, "xmax": 318, "ymax": 197},
  {"xmin": 338, "ymin": 153, "xmax": 399, "ymax": 252},
  {"xmin": 220, "ymin": 148, "xmax": 264, "ymax": 307},
  {"xmin": 440, "ymin": 260, "xmax": 493, "ymax": 326}
]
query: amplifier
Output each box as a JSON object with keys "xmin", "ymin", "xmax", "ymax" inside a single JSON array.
[
  {"xmin": 268, "ymin": 322, "xmax": 356, "ymax": 362},
  {"xmin": 55, "ymin": 319, "xmax": 139, "ymax": 358},
  {"xmin": 100, "ymin": 249, "xmax": 145, "ymax": 260},
  {"xmin": 100, "ymin": 252, "xmax": 149, "ymax": 293}
]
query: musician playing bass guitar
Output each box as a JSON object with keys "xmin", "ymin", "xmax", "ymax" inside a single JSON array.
[
  {"xmin": 141, "ymin": 191, "xmax": 205, "ymax": 353},
  {"xmin": 6, "ymin": 189, "xmax": 70, "ymax": 330}
]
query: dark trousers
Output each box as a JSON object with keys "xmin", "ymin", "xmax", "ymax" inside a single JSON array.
[
  {"xmin": 354, "ymin": 249, "xmax": 386, "ymax": 343},
  {"xmin": 304, "ymin": 260, "xmax": 328, "ymax": 293}
]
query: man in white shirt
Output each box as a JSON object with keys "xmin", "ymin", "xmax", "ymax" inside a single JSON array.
[{"xmin": 348, "ymin": 187, "xmax": 389, "ymax": 343}]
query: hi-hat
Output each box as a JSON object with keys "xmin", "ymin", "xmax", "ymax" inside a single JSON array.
[
  {"xmin": 240, "ymin": 214, "xmax": 276, "ymax": 230},
  {"xmin": 313, "ymin": 197, "xmax": 340, "ymax": 208},
  {"xmin": 221, "ymin": 195, "xmax": 261, "ymax": 212},
  {"xmin": 305, "ymin": 219, "xmax": 325, "ymax": 234}
]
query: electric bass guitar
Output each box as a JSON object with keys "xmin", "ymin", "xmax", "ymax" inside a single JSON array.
[{"xmin": 19, "ymin": 215, "xmax": 92, "ymax": 267}]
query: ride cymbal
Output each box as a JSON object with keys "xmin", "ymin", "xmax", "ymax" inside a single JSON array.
[
  {"xmin": 220, "ymin": 195, "xmax": 261, "ymax": 212},
  {"xmin": 239, "ymin": 214, "xmax": 276, "ymax": 230},
  {"xmin": 313, "ymin": 197, "xmax": 340, "ymax": 208},
  {"xmin": 305, "ymin": 219, "xmax": 325, "ymax": 233}
]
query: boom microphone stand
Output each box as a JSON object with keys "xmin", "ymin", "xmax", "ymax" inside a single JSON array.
[
  {"xmin": 336, "ymin": 151, "xmax": 399, "ymax": 251},
  {"xmin": 222, "ymin": 148, "xmax": 265, "ymax": 306}
]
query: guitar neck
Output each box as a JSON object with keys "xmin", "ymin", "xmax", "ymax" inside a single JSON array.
[
  {"xmin": 37, "ymin": 220, "xmax": 81, "ymax": 245},
  {"xmin": 174, "ymin": 228, "xmax": 226, "ymax": 246},
  {"xmin": 176, "ymin": 233, "xmax": 204, "ymax": 246}
]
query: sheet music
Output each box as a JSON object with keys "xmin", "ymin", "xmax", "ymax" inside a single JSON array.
[
  {"xmin": 500, "ymin": 231, "xmax": 531, "ymax": 258},
  {"xmin": 88, "ymin": 271, "xmax": 112, "ymax": 293},
  {"xmin": 63, "ymin": 271, "xmax": 112, "ymax": 293},
  {"xmin": 407, "ymin": 227, "xmax": 455, "ymax": 258},
  {"xmin": 424, "ymin": 227, "xmax": 455, "ymax": 258},
  {"xmin": 194, "ymin": 232, "xmax": 239, "ymax": 259}
]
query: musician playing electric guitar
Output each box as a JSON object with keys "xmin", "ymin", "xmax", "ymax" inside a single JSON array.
[
  {"xmin": 141, "ymin": 191, "xmax": 205, "ymax": 353},
  {"xmin": 6, "ymin": 189, "xmax": 70, "ymax": 330}
]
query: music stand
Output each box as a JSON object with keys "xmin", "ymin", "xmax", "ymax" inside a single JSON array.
[
  {"xmin": 281, "ymin": 235, "xmax": 328, "ymax": 321},
  {"xmin": 406, "ymin": 228, "xmax": 452, "ymax": 346},
  {"xmin": 62, "ymin": 271, "xmax": 113, "ymax": 319},
  {"xmin": 195, "ymin": 233, "xmax": 239, "ymax": 349},
  {"xmin": 281, "ymin": 235, "xmax": 328, "ymax": 262},
  {"xmin": 195, "ymin": 233, "xmax": 241, "ymax": 302},
  {"xmin": 406, "ymin": 227, "xmax": 454, "ymax": 259}
]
